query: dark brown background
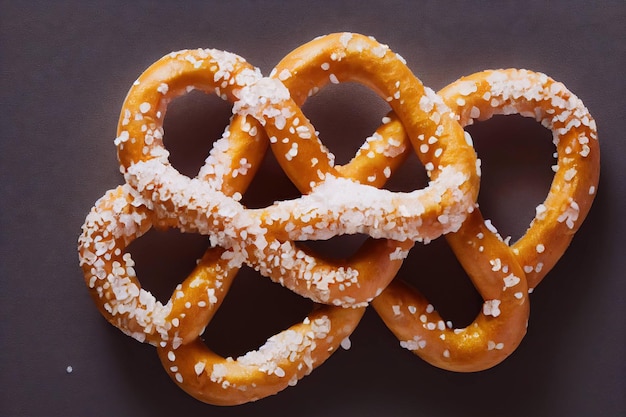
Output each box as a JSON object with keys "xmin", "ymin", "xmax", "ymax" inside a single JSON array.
[{"xmin": 1, "ymin": 1, "xmax": 624, "ymax": 416}]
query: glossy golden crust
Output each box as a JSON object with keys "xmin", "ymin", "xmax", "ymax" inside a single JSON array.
[
  {"xmin": 157, "ymin": 306, "xmax": 364, "ymax": 406},
  {"xmin": 79, "ymin": 33, "xmax": 478, "ymax": 404},
  {"xmin": 78, "ymin": 33, "xmax": 598, "ymax": 404}
]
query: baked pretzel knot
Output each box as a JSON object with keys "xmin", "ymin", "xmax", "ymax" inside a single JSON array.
[{"xmin": 78, "ymin": 33, "xmax": 598, "ymax": 405}]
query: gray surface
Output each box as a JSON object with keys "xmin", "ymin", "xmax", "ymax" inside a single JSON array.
[{"xmin": 1, "ymin": 1, "xmax": 625, "ymax": 416}]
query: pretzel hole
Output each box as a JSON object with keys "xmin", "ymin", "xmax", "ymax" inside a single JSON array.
[
  {"xmin": 297, "ymin": 233, "xmax": 370, "ymax": 261},
  {"xmin": 201, "ymin": 265, "xmax": 313, "ymax": 358},
  {"xmin": 398, "ymin": 238, "xmax": 483, "ymax": 327},
  {"xmin": 302, "ymin": 82, "xmax": 391, "ymax": 166},
  {"xmin": 384, "ymin": 149, "xmax": 430, "ymax": 192},
  {"xmin": 239, "ymin": 145, "xmax": 301, "ymax": 209},
  {"xmin": 466, "ymin": 114, "xmax": 554, "ymax": 243},
  {"xmin": 162, "ymin": 90, "xmax": 233, "ymax": 178},
  {"xmin": 126, "ymin": 228, "xmax": 210, "ymax": 304}
]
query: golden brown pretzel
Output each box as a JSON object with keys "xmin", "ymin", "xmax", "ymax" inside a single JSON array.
[
  {"xmin": 372, "ymin": 68, "xmax": 599, "ymax": 372},
  {"xmin": 78, "ymin": 33, "xmax": 599, "ymax": 405},
  {"xmin": 79, "ymin": 34, "xmax": 479, "ymax": 404}
]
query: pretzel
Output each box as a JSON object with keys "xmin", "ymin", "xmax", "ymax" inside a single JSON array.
[
  {"xmin": 372, "ymin": 68, "xmax": 599, "ymax": 372},
  {"xmin": 77, "ymin": 33, "xmax": 599, "ymax": 405},
  {"xmin": 79, "ymin": 33, "xmax": 479, "ymax": 404}
]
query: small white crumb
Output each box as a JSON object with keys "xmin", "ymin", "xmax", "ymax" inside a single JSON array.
[{"xmin": 341, "ymin": 337, "xmax": 352, "ymax": 350}]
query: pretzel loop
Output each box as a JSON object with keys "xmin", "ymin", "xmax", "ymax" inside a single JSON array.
[
  {"xmin": 441, "ymin": 69, "xmax": 600, "ymax": 289},
  {"xmin": 78, "ymin": 47, "xmax": 368, "ymax": 404},
  {"xmin": 373, "ymin": 68, "xmax": 599, "ymax": 371}
]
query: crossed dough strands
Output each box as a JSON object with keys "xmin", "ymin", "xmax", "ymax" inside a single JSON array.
[
  {"xmin": 78, "ymin": 32, "xmax": 599, "ymax": 405},
  {"xmin": 117, "ymin": 34, "xmax": 478, "ymax": 306},
  {"xmin": 78, "ymin": 33, "xmax": 478, "ymax": 404},
  {"xmin": 373, "ymin": 68, "xmax": 599, "ymax": 372}
]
